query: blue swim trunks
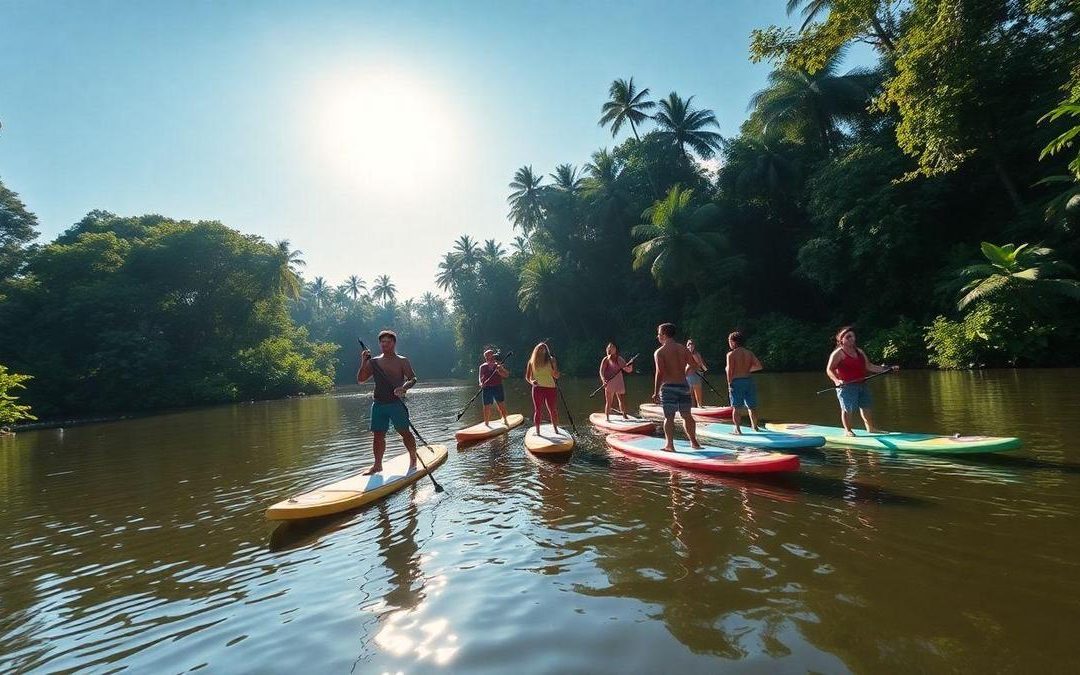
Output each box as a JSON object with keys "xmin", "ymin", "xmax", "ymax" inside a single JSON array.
[
  {"xmin": 660, "ymin": 383, "xmax": 693, "ymax": 418},
  {"xmin": 370, "ymin": 400, "xmax": 410, "ymax": 432},
  {"xmin": 482, "ymin": 384, "xmax": 505, "ymax": 405},
  {"xmin": 836, "ymin": 383, "xmax": 872, "ymax": 413},
  {"xmin": 728, "ymin": 377, "xmax": 757, "ymax": 409},
  {"xmin": 686, "ymin": 371, "xmax": 703, "ymax": 386}
]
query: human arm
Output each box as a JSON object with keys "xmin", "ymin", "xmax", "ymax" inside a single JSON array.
[
  {"xmin": 357, "ymin": 349, "xmax": 372, "ymax": 383},
  {"xmin": 551, "ymin": 357, "xmax": 560, "ymax": 380},
  {"xmin": 652, "ymin": 350, "xmax": 662, "ymax": 402},
  {"xmin": 394, "ymin": 358, "xmax": 417, "ymax": 397},
  {"xmin": 750, "ymin": 351, "xmax": 763, "ymax": 373},
  {"xmin": 525, "ymin": 362, "xmax": 535, "ymax": 386},
  {"xmin": 725, "ymin": 351, "xmax": 734, "ymax": 385},
  {"xmin": 861, "ymin": 349, "xmax": 897, "ymax": 374},
  {"xmin": 621, "ymin": 356, "xmax": 632, "ymax": 373},
  {"xmin": 826, "ymin": 349, "xmax": 843, "ymax": 385}
]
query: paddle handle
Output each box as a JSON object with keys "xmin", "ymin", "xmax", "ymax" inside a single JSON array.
[{"xmin": 590, "ymin": 353, "xmax": 639, "ymax": 398}]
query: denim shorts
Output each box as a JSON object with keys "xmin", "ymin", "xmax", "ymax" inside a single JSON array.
[
  {"xmin": 660, "ymin": 383, "xmax": 693, "ymax": 418},
  {"xmin": 836, "ymin": 383, "xmax": 872, "ymax": 413},
  {"xmin": 728, "ymin": 377, "xmax": 757, "ymax": 408},
  {"xmin": 482, "ymin": 384, "xmax": 505, "ymax": 405}
]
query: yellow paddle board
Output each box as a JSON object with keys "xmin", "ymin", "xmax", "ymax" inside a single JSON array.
[
  {"xmin": 524, "ymin": 424, "xmax": 575, "ymax": 454},
  {"xmin": 455, "ymin": 414, "xmax": 524, "ymax": 443},
  {"xmin": 266, "ymin": 444, "xmax": 448, "ymax": 520}
]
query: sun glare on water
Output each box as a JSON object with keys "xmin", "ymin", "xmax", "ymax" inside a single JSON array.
[{"xmin": 307, "ymin": 66, "xmax": 465, "ymax": 194}]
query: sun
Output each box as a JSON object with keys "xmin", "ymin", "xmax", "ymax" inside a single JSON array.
[{"xmin": 307, "ymin": 66, "xmax": 464, "ymax": 194}]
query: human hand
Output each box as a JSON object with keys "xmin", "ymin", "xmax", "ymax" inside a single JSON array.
[
  {"xmin": 393, "ymin": 386, "xmax": 406, "ymax": 397},
  {"xmin": 361, "ymin": 350, "xmax": 371, "ymax": 361}
]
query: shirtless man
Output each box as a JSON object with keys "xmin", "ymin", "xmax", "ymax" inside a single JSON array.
[
  {"xmin": 725, "ymin": 330, "xmax": 764, "ymax": 434},
  {"xmin": 357, "ymin": 330, "xmax": 418, "ymax": 474},
  {"xmin": 651, "ymin": 323, "xmax": 702, "ymax": 451}
]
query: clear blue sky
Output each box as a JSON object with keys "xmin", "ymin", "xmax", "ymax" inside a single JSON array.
[{"xmin": 0, "ymin": 0, "xmax": 852, "ymax": 299}]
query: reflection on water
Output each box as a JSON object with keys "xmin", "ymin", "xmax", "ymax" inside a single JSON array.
[{"xmin": 2, "ymin": 370, "xmax": 1080, "ymax": 672}]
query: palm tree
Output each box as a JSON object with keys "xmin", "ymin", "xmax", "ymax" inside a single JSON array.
[
  {"xmin": 518, "ymin": 252, "xmax": 566, "ymax": 329},
  {"xmin": 631, "ymin": 186, "xmax": 739, "ymax": 291},
  {"xmin": 419, "ymin": 292, "xmax": 448, "ymax": 322},
  {"xmin": 550, "ymin": 164, "xmax": 585, "ymax": 195},
  {"xmin": 507, "ymin": 166, "xmax": 546, "ymax": 233},
  {"xmin": 954, "ymin": 242, "xmax": 1080, "ymax": 311},
  {"xmin": 749, "ymin": 49, "xmax": 878, "ymax": 155},
  {"xmin": 482, "ymin": 239, "xmax": 506, "ymax": 262},
  {"xmin": 272, "ymin": 240, "xmax": 305, "ymax": 299},
  {"xmin": 371, "ymin": 274, "xmax": 397, "ymax": 306},
  {"xmin": 599, "ymin": 77, "xmax": 656, "ymax": 141},
  {"xmin": 729, "ymin": 127, "xmax": 802, "ymax": 197},
  {"xmin": 400, "ymin": 298, "xmax": 416, "ymax": 320},
  {"xmin": 343, "ymin": 275, "xmax": 366, "ymax": 301},
  {"xmin": 453, "ymin": 234, "xmax": 481, "ymax": 268},
  {"xmin": 653, "ymin": 92, "xmax": 723, "ymax": 161},
  {"xmin": 511, "ymin": 235, "xmax": 531, "ymax": 257},
  {"xmin": 584, "ymin": 149, "xmax": 627, "ymax": 209},
  {"xmin": 306, "ymin": 276, "xmax": 331, "ymax": 308},
  {"xmin": 435, "ymin": 252, "xmax": 465, "ymax": 292}
]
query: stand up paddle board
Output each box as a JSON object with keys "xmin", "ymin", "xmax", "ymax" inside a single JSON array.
[
  {"xmin": 606, "ymin": 433, "xmax": 799, "ymax": 474},
  {"xmin": 765, "ymin": 423, "xmax": 1021, "ymax": 454}
]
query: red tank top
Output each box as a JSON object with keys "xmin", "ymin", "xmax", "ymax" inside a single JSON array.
[{"xmin": 835, "ymin": 349, "xmax": 866, "ymax": 382}]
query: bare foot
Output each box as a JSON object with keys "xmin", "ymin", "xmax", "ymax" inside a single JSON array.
[
  {"xmin": 691, "ymin": 443, "xmax": 703, "ymax": 449},
  {"xmin": 751, "ymin": 426, "xmax": 761, "ymax": 432},
  {"xmin": 362, "ymin": 464, "xmax": 383, "ymax": 475},
  {"xmin": 663, "ymin": 446, "xmax": 675, "ymax": 452},
  {"xmin": 502, "ymin": 418, "xmax": 510, "ymax": 427},
  {"xmin": 867, "ymin": 428, "xmax": 885, "ymax": 434},
  {"xmin": 732, "ymin": 428, "xmax": 743, "ymax": 436},
  {"xmin": 553, "ymin": 426, "xmax": 561, "ymax": 435},
  {"xmin": 844, "ymin": 430, "xmax": 855, "ymax": 437}
]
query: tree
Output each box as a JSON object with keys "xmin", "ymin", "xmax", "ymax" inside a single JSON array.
[
  {"xmin": 599, "ymin": 77, "xmax": 656, "ymax": 141},
  {"xmin": 435, "ymin": 252, "xmax": 467, "ymax": 292},
  {"xmin": 749, "ymin": 49, "xmax": 878, "ymax": 155},
  {"xmin": 0, "ymin": 364, "xmax": 35, "ymax": 426},
  {"xmin": 306, "ymin": 276, "xmax": 331, "ymax": 309},
  {"xmin": 272, "ymin": 240, "xmax": 305, "ymax": 300},
  {"xmin": 751, "ymin": 1, "xmax": 900, "ymax": 71},
  {"xmin": 0, "ymin": 179, "xmax": 40, "ymax": 281},
  {"xmin": 507, "ymin": 166, "xmax": 546, "ymax": 233},
  {"xmin": 343, "ymin": 275, "xmax": 366, "ymax": 301},
  {"xmin": 631, "ymin": 186, "xmax": 737, "ymax": 291},
  {"xmin": 652, "ymin": 93, "xmax": 723, "ymax": 162},
  {"xmin": 518, "ymin": 252, "xmax": 565, "ymax": 325},
  {"xmin": 371, "ymin": 274, "xmax": 397, "ymax": 306},
  {"xmin": 453, "ymin": 235, "xmax": 481, "ymax": 268},
  {"xmin": 482, "ymin": 239, "xmax": 506, "ymax": 262},
  {"xmin": 953, "ymin": 242, "xmax": 1080, "ymax": 311},
  {"xmin": 550, "ymin": 164, "xmax": 585, "ymax": 195}
]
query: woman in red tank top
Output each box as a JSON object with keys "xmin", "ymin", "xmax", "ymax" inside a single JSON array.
[{"xmin": 825, "ymin": 326, "xmax": 898, "ymax": 436}]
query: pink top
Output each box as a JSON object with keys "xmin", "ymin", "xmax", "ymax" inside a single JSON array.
[{"xmin": 601, "ymin": 356, "xmax": 627, "ymax": 391}]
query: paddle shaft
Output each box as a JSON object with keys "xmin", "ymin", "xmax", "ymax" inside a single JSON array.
[
  {"xmin": 358, "ymin": 339, "xmax": 445, "ymax": 493},
  {"xmin": 692, "ymin": 368, "xmax": 727, "ymax": 402},
  {"xmin": 590, "ymin": 353, "xmax": 639, "ymax": 398},
  {"xmin": 816, "ymin": 368, "xmax": 894, "ymax": 395},
  {"xmin": 453, "ymin": 351, "xmax": 512, "ymax": 421},
  {"xmin": 539, "ymin": 340, "xmax": 577, "ymax": 433}
]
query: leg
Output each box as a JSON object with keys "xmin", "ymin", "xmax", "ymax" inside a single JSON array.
[
  {"xmin": 662, "ymin": 414, "xmax": 676, "ymax": 451},
  {"xmin": 840, "ymin": 410, "xmax": 855, "ymax": 436},
  {"xmin": 861, "ymin": 408, "xmax": 881, "ymax": 433},
  {"xmin": 731, "ymin": 405, "xmax": 742, "ymax": 434},
  {"xmin": 747, "ymin": 407, "xmax": 760, "ymax": 431},
  {"xmin": 496, "ymin": 400, "xmax": 509, "ymax": 426},
  {"xmin": 616, "ymin": 393, "xmax": 627, "ymax": 418},
  {"xmin": 398, "ymin": 426, "xmax": 418, "ymax": 469},
  {"xmin": 546, "ymin": 389, "xmax": 560, "ymax": 433},
  {"xmin": 683, "ymin": 403, "xmax": 701, "ymax": 449},
  {"xmin": 693, "ymin": 383, "xmax": 704, "ymax": 407},
  {"xmin": 532, "ymin": 386, "xmax": 543, "ymax": 433},
  {"xmin": 364, "ymin": 431, "xmax": 387, "ymax": 474},
  {"xmin": 482, "ymin": 402, "xmax": 491, "ymax": 425},
  {"xmin": 604, "ymin": 389, "xmax": 613, "ymax": 421}
]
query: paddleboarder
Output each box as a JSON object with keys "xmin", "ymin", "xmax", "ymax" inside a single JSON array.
[
  {"xmin": 726, "ymin": 330, "xmax": 764, "ymax": 434},
  {"xmin": 478, "ymin": 349, "xmax": 511, "ymax": 427},
  {"xmin": 685, "ymin": 339, "xmax": 708, "ymax": 407},
  {"xmin": 599, "ymin": 342, "xmax": 633, "ymax": 422},
  {"xmin": 826, "ymin": 326, "xmax": 898, "ymax": 436},
  {"xmin": 652, "ymin": 323, "xmax": 703, "ymax": 452},
  {"xmin": 358, "ymin": 330, "xmax": 419, "ymax": 474},
  {"xmin": 525, "ymin": 342, "xmax": 561, "ymax": 436}
]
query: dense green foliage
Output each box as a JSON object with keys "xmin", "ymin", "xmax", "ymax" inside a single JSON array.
[
  {"xmin": 0, "ymin": 364, "xmax": 36, "ymax": 426},
  {"xmin": 442, "ymin": 0, "xmax": 1080, "ymax": 373},
  {"xmin": 0, "ymin": 208, "xmax": 339, "ymax": 418}
]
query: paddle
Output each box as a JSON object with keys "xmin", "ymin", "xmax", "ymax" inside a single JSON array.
[
  {"xmin": 448, "ymin": 350, "xmax": 513, "ymax": 425},
  {"xmin": 815, "ymin": 367, "xmax": 896, "ymax": 395},
  {"xmin": 589, "ymin": 353, "xmax": 639, "ymax": 397},
  {"xmin": 358, "ymin": 339, "xmax": 445, "ymax": 493},
  {"xmin": 692, "ymin": 369, "xmax": 727, "ymax": 404},
  {"xmin": 539, "ymin": 339, "xmax": 577, "ymax": 433}
]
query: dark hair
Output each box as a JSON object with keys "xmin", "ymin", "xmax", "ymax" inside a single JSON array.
[
  {"xmin": 728, "ymin": 331, "xmax": 745, "ymax": 346},
  {"xmin": 606, "ymin": 341, "xmax": 619, "ymax": 351},
  {"xmin": 378, "ymin": 330, "xmax": 397, "ymax": 343},
  {"xmin": 834, "ymin": 325, "xmax": 854, "ymax": 346},
  {"xmin": 659, "ymin": 323, "xmax": 676, "ymax": 337}
]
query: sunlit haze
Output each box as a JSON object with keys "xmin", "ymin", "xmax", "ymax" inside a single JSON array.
[{"xmin": 0, "ymin": 1, "xmax": 831, "ymax": 299}]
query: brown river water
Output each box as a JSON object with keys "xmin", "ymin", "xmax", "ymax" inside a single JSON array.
[{"xmin": 2, "ymin": 370, "xmax": 1078, "ymax": 673}]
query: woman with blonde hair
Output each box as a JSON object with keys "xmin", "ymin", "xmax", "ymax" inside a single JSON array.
[{"xmin": 525, "ymin": 342, "xmax": 561, "ymax": 435}]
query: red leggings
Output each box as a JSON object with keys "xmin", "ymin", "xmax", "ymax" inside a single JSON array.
[{"xmin": 532, "ymin": 385, "xmax": 558, "ymax": 424}]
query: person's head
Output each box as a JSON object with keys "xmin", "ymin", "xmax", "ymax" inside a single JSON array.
[
  {"xmin": 606, "ymin": 341, "xmax": 619, "ymax": 357},
  {"xmin": 835, "ymin": 326, "xmax": 856, "ymax": 348},
  {"xmin": 686, "ymin": 338, "xmax": 697, "ymax": 353},
  {"xmin": 529, "ymin": 342, "xmax": 551, "ymax": 369},
  {"xmin": 483, "ymin": 348, "xmax": 496, "ymax": 364},
  {"xmin": 378, "ymin": 330, "xmax": 397, "ymax": 354},
  {"xmin": 657, "ymin": 323, "xmax": 676, "ymax": 344},
  {"xmin": 728, "ymin": 331, "xmax": 745, "ymax": 350}
]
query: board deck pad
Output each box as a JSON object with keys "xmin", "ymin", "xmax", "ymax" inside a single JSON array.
[
  {"xmin": 605, "ymin": 433, "xmax": 799, "ymax": 474},
  {"xmin": 696, "ymin": 422, "xmax": 825, "ymax": 449},
  {"xmin": 456, "ymin": 413, "xmax": 525, "ymax": 443},
  {"xmin": 589, "ymin": 413, "xmax": 656, "ymax": 434},
  {"xmin": 766, "ymin": 423, "xmax": 1021, "ymax": 454},
  {"xmin": 266, "ymin": 444, "xmax": 448, "ymax": 520},
  {"xmin": 525, "ymin": 423, "xmax": 575, "ymax": 454}
]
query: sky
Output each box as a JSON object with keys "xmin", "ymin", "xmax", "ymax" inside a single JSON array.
[{"xmin": 0, "ymin": 0, "xmax": 850, "ymax": 299}]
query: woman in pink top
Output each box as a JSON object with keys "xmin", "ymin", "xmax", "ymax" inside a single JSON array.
[{"xmin": 599, "ymin": 342, "xmax": 633, "ymax": 422}]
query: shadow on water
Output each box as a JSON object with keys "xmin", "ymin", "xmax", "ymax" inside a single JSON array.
[{"xmin": 947, "ymin": 452, "xmax": 1080, "ymax": 475}]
